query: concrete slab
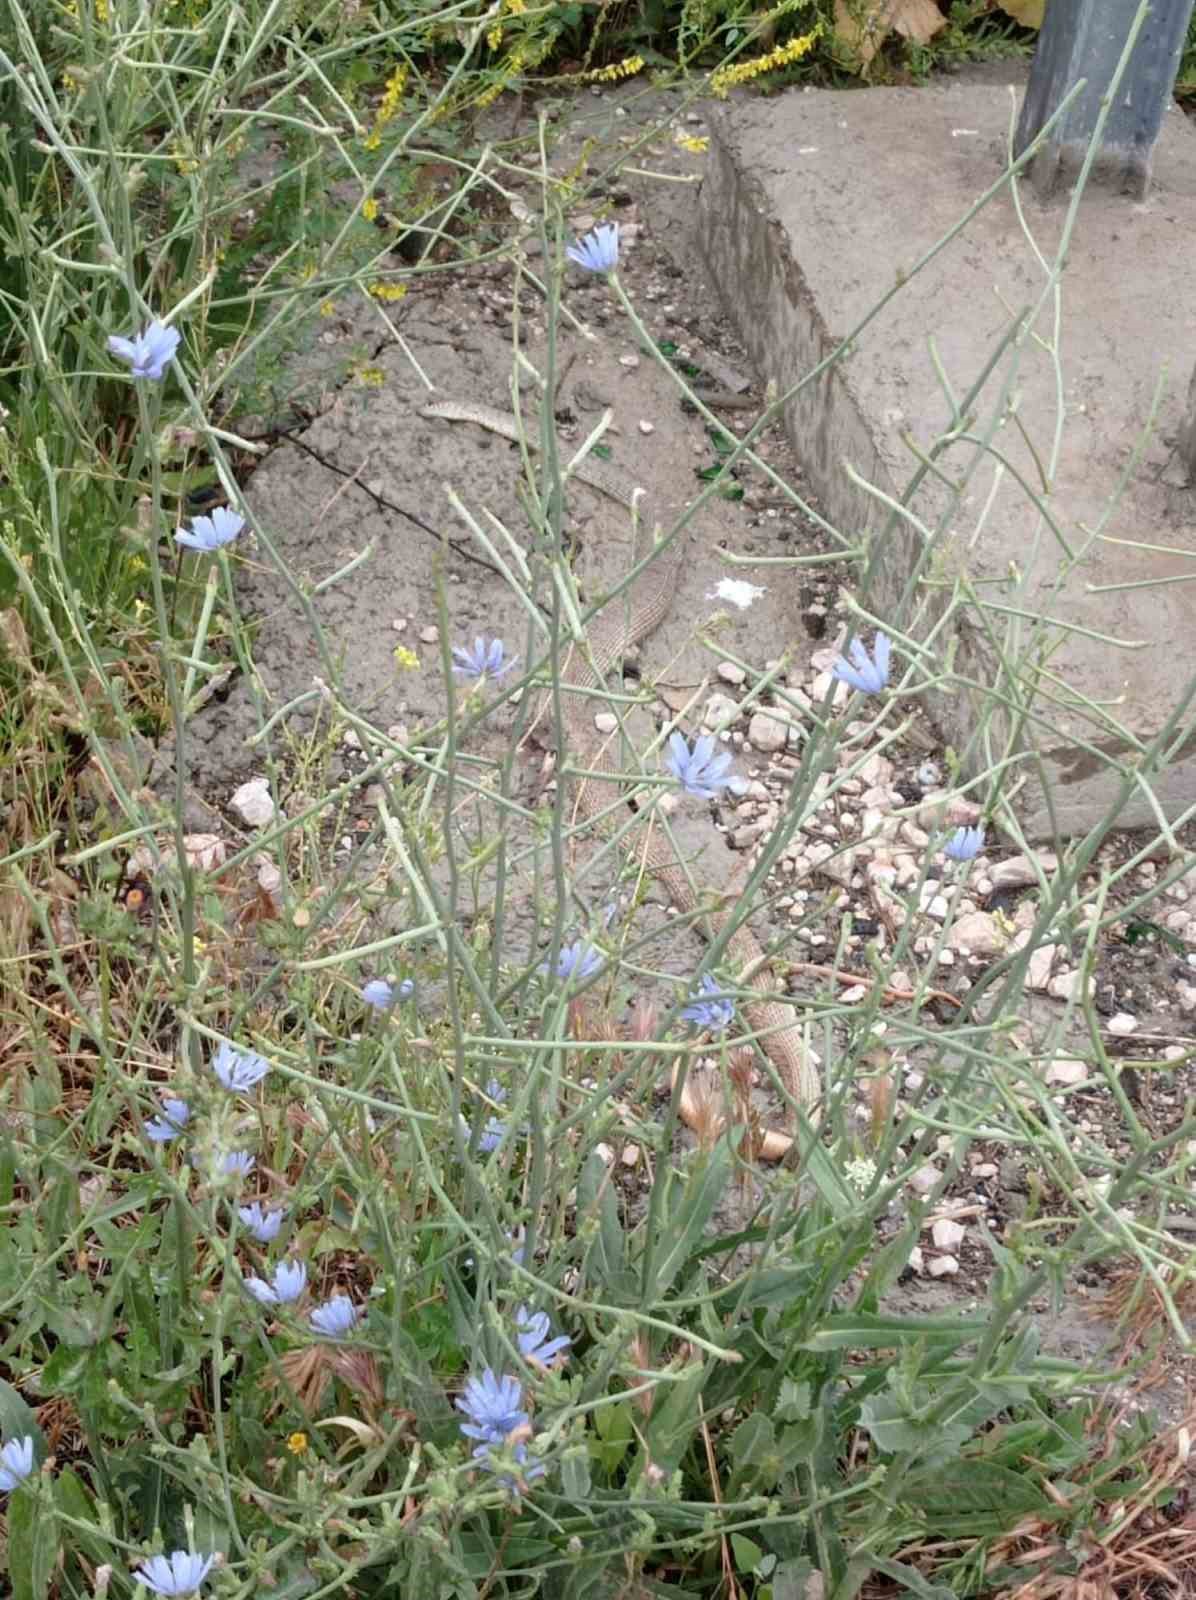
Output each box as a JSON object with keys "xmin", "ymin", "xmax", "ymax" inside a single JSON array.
[{"xmin": 697, "ymin": 70, "xmax": 1196, "ymax": 838}]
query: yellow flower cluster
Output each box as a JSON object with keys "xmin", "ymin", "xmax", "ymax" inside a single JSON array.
[
  {"xmin": 709, "ymin": 25, "xmax": 820, "ymax": 96},
  {"xmin": 393, "ymin": 645, "xmax": 419, "ymax": 671},
  {"xmin": 363, "ymin": 64, "xmax": 408, "ymax": 150},
  {"xmin": 368, "ymin": 281, "xmax": 408, "ymax": 302},
  {"xmin": 361, "ymin": 196, "xmax": 379, "ymax": 221},
  {"xmin": 579, "ymin": 54, "xmax": 644, "ymax": 83},
  {"xmin": 674, "ymin": 131, "xmax": 709, "ymax": 154},
  {"xmin": 488, "ymin": 0, "xmax": 528, "ymax": 48}
]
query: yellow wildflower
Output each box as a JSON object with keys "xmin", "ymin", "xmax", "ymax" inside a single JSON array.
[
  {"xmin": 710, "ymin": 25, "xmax": 821, "ymax": 97},
  {"xmin": 319, "ymin": 299, "xmax": 336, "ymax": 317},
  {"xmin": 362, "ymin": 197, "xmax": 379, "ymax": 222},
  {"xmin": 393, "ymin": 645, "xmax": 419, "ymax": 671},
  {"xmin": 286, "ymin": 1432, "xmax": 308, "ymax": 1455},
  {"xmin": 355, "ymin": 366, "xmax": 385, "ymax": 387},
  {"xmin": 674, "ymin": 131, "xmax": 709, "ymax": 154},
  {"xmin": 368, "ymin": 282, "xmax": 408, "ymax": 302},
  {"xmin": 488, "ymin": 24, "xmax": 502, "ymax": 47},
  {"xmin": 579, "ymin": 54, "xmax": 645, "ymax": 84}
]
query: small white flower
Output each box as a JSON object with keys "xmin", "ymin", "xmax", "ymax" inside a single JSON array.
[{"xmin": 707, "ymin": 578, "xmax": 766, "ymax": 611}]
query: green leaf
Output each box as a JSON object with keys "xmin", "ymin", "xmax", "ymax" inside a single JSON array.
[
  {"xmin": 0, "ymin": 1381, "xmax": 43, "ymax": 1454},
  {"xmin": 901, "ymin": 1459, "xmax": 1049, "ymax": 1534},
  {"xmin": 728, "ymin": 1411, "xmax": 776, "ymax": 1473},
  {"xmin": 648, "ymin": 1138, "xmax": 732, "ymax": 1298},
  {"xmin": 801, "ymin": 1311, "xmax": 988, "ymax": 1351},
  {"xmin": 578, "ymin": 1150, "xmax": 627, "ymax": 1293},
  {"xmin": 731, "ymin": 1534, "xmax": 763, "ymax": 1573},
  {"xmin": 7, "ymin": 1487, "xmax": 57, "ymax": 1600},
  {"xmin": 54, "ymin": 1472, "xmax": 109, "ymax": 1566}
]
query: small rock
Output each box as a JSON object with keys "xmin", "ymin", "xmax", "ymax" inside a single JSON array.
[
  {"xmin": 972, "ymin": 1162, "xmax": 998, "ymax": 1178},
  {"xmin": 810, "ymin": 670, "xmax": 850, "ymax": 708},
  {"xmin": 594, "ymin": 712, "xmax": 618, "ymax": 734},
  {"xmin": 183, "ymin": 833, "xmax": 227, "ymax": 872},
  {"xmin": 717, "ymin": 661, "xmax": 746, "ymax": 687},
  {"xmin": 1182, "ymin": 982, "xmax": 1196, "ymax": 1015},
  {"xmin": 1026, "ymin": 942, "xmax": 1058, "ymax": 990},
  {"xmin": 909, "ymin": 1163, "xmax": 940, "ymax": 1195},
  {"xmin": 255, "ymin": 855, "xmax": 282, "ymax": 893},
  {"xmin": 1106, "ymin": 1012, "xmax": 1138, "ymax": 1036},
  {"xmin": 931, "ymin": 1218, "xmax": 965, "ymax": 1250},
  {"xmin": 928, "ymin": 1255, "xmax": 960, "ymax": 1278},
  {"xmin": 748, "ymin": 710, "xmax": 789, "ymax": 753},
  {"xmin": 990, "ymin": 851, "xmax": 1057, "ymax": 890},
  {"xmin": 1046, "ymin": 1057, "xmax": 1087, "ymax": 1087},
  {"xmin": 230, "ymin": 777, "xmax": 275, "ymax": 828},
  {"xmin": 1047, "ymin": 968, "xmax": 1091, "ymax": 1002},
  {"xmin": 946, "ymin": 911, "xmax": 1005, "ymax": 957},
  {"xmin": 638, "ymin": 419, "xmax": 655, "ymax": 435},
  {"xmin": 595, "ymin": 1142, "xmax": 615, "ymax": 1166},
  {"xmin": 703, "ymin": 692, "xmax": 740, "ymax": 731},
  {"xmin": 419, "ymin": 625, "xmax": 439, "ymax": 644},
  {"xmin": 907, "ymin": 1246, "xmax": 924, "ymax": 1273},
  {"xmin": 621, "ymin": 1143, "xmax": 640, "ymax": 1167}
]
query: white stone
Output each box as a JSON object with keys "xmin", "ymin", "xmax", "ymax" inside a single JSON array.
[
  {"xmin": 594, "ymin": 711, "xmax": 618, "ymax": 734},
  {"xmin": 1106, "ymin": 1012, "xmax": 1138, "ymax": 1036},
  {"xmin": 594, "ymin": 1142, "xmax": 615, "ymax": 1166},
  {"xmin": 1026, "ymin": 942, "xmax": 1058, "ymax": 990},
  {"xmin": 621, "ymin": 1143, "xmax": 641, "ymax": 1166},
  {"xmin": 638, "ymin": 419, "xmax": 655, "ymax": 435},
  {"xmin": 703, "ymin": 692, "xmax": 740, "ymax": 731},
  {"xmin": 255, "ymin": 855, "xmax": 282, "ymax": 893},
  {"xmin": 1046, "ymin": 1057, "xmax": 1087, "ymax": 1086},
  {"xmin": 717, "ymin": 661, "xmax": 746, "ymax": 686},
  {"xmin": 900, "ymin": 820, "xmax": 930, "ymax": 849},
  {"xmin": 928, "ymin": 1255, "xmax": 959, "ymax": 1278},
  {"xmin": 931, "ymin": 1218, "xmax": 965, "ymax": 1250},
  {"xmin": 419, "ymin": 624, "xmax": 439, "ymax": 644},
  {"xmin": 1178, "ymin": 981, "xmax": 1196, "ymax": 1014},
  {"xmin": 183, "ymin": 833, "xmax": 227, "ymax": 872},
  {"xmin": 230, "ymin": 777, "xmax": 275, "ymax": 828},
  {"xmin": 946, "ymin": 911, "xmax": 1005, "ymax": 957},
  {"xmin": 907, "ymin": 1246, "xmax": 924, "ymax": 1273},
  {"xmin": 990, "ymin": 851, "xmax": 1057, "ymax": 890},
  {"xmin": 909, "ymin": 1163, "xmax": 940, "ymax": 1195},
  {"xmin": 1047, "ymin": 969, "xmax": 1091, "ymax": 1002},
  {"xmin": 810, "ymin": 670, "xmax": 850, "ymax": 707},
  {"xmin": 748, "ymin": 710, "xmax": 789, "ymax": 753}
]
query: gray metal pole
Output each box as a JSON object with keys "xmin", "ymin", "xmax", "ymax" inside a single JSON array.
[{"xmin": 1015, "ymin": 0, "xmax": 1196, "ymax": 200}]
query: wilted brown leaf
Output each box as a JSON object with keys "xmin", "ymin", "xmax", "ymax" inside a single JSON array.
[
  {"xmin": 833, "ymin": 0, "xmax": 945, "ymax": 68},
  {"xmin": 996, "ymin": 0, "xmax": 1044, "ymax": 26}
]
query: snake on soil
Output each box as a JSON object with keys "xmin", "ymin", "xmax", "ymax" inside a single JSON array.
[{"xmin": 422, "ymin": 398, "xmax": 820, "ymax": 1157}]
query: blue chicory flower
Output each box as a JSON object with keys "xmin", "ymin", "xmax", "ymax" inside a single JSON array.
[
  {"xmin": 0, "ymin": 1436, "xmax": 34, "ymax": 1492},
  {"xmin": 237, "ymin": 1202, "xmax": 285, "ymax": 1243},
  {"xmin": 544, "ymin": 940, "xmax": 603, "ymax": 984},
  {"xmin": 212, "ymin": 1042, "xmax": 270, "ymax": 1093},
  {"xmin": 566, "ymin": 223, "xmax": 619, "ymax": 274},
  {"xmin": 515, "ymin": 1306, "xmax": 570, "ymax": 1366},
  {"xmin": 361, "ymin": 979, "xmax": 396, "ymax": 1010},
  {"xmin": 664, "ymin": 731, "xmax": 735, "ymax": 799},
  {"xmin": 831, "ymin": 633, "xmax": 892, "ymax": 695},
  {"xmin": 477, "ymin": 1117, "xmax": 508, "ymax": 1153},
  {"xmin": 222, "ymin": 1151, "xmax": 256, "ymax": 1177},
  {"xmin": 144, "ymin": 1097, "xmax": 190, "ymax": 1143},
  {"xmin": 452, "ymin": 636, "xmax": 516, "ymax": 680},
  {"xmin": 245, "ymin": 1258, "xmax": 307, "ymax": 1306},
  {"xmin": 310, "ymin": 1294, "xmax": 359, "ymax": 1337},
  {"xmin": 944, "ymin": 825, "xmax": 985, "ymax": 862},
  {"xmin": 175, "ymin": 507, "xmax": 244, "ymax": 553},
  {"xmin": 456, "ymin": 1369, "xmax": 528, "ymax": 1446},
  {"xmin": 681, "ymin": 972, "xmax": 738, "ymax": 1036},
  {"xmin": 107, "ymin": 320, "xmax": 181, "ymax": 382},
  {"xmin": 681, "ymin": 973, "xmax": 735, "ymax": 1033},
  {"xmin": 133, "ymin": 1550, "xmax": 216, "ymax": 1596}
]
